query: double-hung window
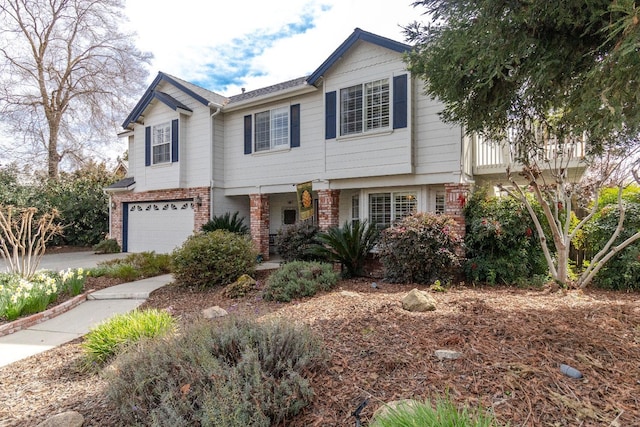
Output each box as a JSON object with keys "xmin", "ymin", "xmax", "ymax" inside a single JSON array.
[
  {"xmin": 340, "ymin": 78, "xmax": 390, "ymax": 136},
  {"xmin": 152, "ymin": 122, "xmax": 171, "ymax": 164},
  {"xmin": 369, "ymin": 191, "xmax": 417, "ymax": 230},
  {"xmin": 255, "ymin": 107, "xmax": 289, "ymax": 152}
]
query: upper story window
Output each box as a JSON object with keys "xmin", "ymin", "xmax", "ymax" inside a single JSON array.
[
  {"xmin": 340, "ymin": 78, "xmax": 390, "ymax": 136},
  {"xmin": 254, "ymin": 107, "xmax": 289, "ymax": 152},
  {"xmin": 245, "ymin": 105, "xmax": 300, "ymax": 155},
  {"xmin": 152, "ymin": 122, "xmax": 171, "ymax": 164}
]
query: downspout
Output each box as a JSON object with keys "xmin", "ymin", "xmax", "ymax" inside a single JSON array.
[{"xmin": 208, "ymin": 102, "xmax": 223, "ymax": 219}]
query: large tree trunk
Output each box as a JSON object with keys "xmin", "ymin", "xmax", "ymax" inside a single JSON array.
[{"xmin": 47, "ymin": 122, "xmax": 60, "ymax": 179}]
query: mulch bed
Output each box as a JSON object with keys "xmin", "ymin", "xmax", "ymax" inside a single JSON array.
[{"xmin": 0, "ymin": 271, "xmax": 638, "ymax": 426}]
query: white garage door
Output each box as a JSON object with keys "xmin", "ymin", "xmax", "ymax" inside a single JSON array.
[{"xmin": 127, "ymin": 200, "xmax": 195, "ymax": 253}]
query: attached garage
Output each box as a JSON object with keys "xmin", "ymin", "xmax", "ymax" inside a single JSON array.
[{"xmin": 124, "ymin": 200, "xmax": 195, "ymax": 253}]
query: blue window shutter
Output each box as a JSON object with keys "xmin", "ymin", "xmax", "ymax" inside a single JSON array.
[
  {"xmin": 393, "ymin": 74, "xmax": 408, "ymax": 129},
  {"xmin": 290, "ymin": 104, "xmax": 300, "ymax": 147},
  {"xmin": 325, "ymin": 91, "xmax": 336, "ymax": 139},
  {"xmin": 144, "ymin": 126, "xmax": 151, "ymax": 166},
  {"xmin": 171, "ymin": 119, "xmax": 179, "ymax": 162},
  {"xmin": 244, "ymin": 115, "xmax": 252, "ymax": 154}
]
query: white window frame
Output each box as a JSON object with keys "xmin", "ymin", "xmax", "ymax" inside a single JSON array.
[
  {"xmin": 351, "ymin": 194, "xmax": 360, "ymax": 226},
  {"xmin": 340, "ymin": 78, "xmax": 390, "ymax": 136},
  {"xmin": 254, "ymin": 107, "xmax": 289, "ymax": 152},
  {"xmin": 368, "ymin": 191, "xmax": 417, "ymax": 230},
  {"xmin": 152, "ymin": 122, "xmax": 171, "ymax": 164},
  {"xmin": 435, "ymin": 192, "xmax": 445, "ymax": 214}
]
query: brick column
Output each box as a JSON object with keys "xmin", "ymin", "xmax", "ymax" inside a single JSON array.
[
  {"xmin": 444, "ymin": 183, "xmax": 470, "ymax": 238},
  {"xmin": 249, "ymin": 194, "xmax": 270, "ymax": 260},
  {"xmin": 317, "ymin": 189, "xmax": 340, "ymax": 231}
]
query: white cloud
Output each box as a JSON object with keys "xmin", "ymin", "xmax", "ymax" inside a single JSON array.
[{"xmin": 124, "ymin": 0, "xmax": 427, "ymax": 95}]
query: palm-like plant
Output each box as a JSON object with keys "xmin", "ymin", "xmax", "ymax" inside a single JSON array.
[
  {"xmin": 309, "ymin": 220, "xmax": 379, "ymax": 278},
  {"xmin": 201, "ymin": 212, "xmax": 249, "ymax": 235}
]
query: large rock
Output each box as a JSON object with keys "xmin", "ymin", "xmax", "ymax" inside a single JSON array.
[
  {"xmin": 223, "ymin": 274, "xmax": 257, "ymax": 298},
  {"xmin": 202, "ymin": 306, "xmax": 228, "ymax": 319},
  {"xmin": 36, "ymin": 411, "xmax": 84, "ymax": 427},
  {"xmin": 402, "ymin": 289, "xmax": 437, "ymax": 312}
]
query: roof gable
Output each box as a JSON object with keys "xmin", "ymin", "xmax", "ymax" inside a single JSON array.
[
  {"xmin": 306, "ymin": 28, "xmax": 411, "ymax": 86},
  {"xmin": 122, "ymin": 72, "xmax": 226, "ymax": 129}
]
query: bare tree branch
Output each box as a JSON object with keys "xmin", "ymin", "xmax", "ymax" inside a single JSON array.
[{"xmin": 0, "ymin": 0, "xmax": 151, "ymax": 178}]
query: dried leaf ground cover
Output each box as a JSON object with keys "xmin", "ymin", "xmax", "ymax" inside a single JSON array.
[{"xmin": 0, "ymin": 271, "xmax": 639, "ymax": 426}]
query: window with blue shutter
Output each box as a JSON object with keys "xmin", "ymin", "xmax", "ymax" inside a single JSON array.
[
  {"xmin": 393, "ymin": 74, "xmax": 408, "ymax": 129},
  {"xmin": 325, "ymin": 91, "xmax": 336, "ymax": 139},
  {"xmin": 244, "ymin": 106, "xmax": 295, "ymax": 153}
]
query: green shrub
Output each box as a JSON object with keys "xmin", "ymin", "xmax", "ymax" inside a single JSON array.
[
  {"xmin": 463, "ymin": 187, "xmax": 548, "ymax": 285},
  {"xmin": 90, "ymin": 251, "xmax": 171, "ymax": 281},
  {"xmin": 308, "ymin": 220, "xmax": 379, "ymax": 278},
  {"xmin": 171, "ymin": 230, "xmax": 257, "ymax": 288},
  {"xmin": 93, "ymin": 238, "xmax": 121, "ymax": 254},
  {"xmin": 275, "ymin": 221, "xmax": 322, "ymax": 262},
  {"xmin": 82, "ymin": 309, "xmax": 176, "ymax": 366},
  {"xmin": 105, "ymin": 317, "xmax": 327, "ymax": 426},
  {"xmin": 371, "ymin": 396, "xmax": 502, "ymax": 427},
  {"xmin": 201, "ymin": 211, "xmax": 249, "ymax": 234},
  {"xmin": 378, "ymin": 212, "xmax": 463, "ymax": 284},
  {"xmin": 586, "ymin": 198, "xmax": 640, "ymax": 290},
  {"xmin": 262, "ymin": 261, "xmax": 339, "ymax": 302}
]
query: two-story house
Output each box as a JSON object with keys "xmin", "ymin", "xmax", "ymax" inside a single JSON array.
[{"xmin": 106, "ymin": 28, "xmax": 582, "ymax": 257}]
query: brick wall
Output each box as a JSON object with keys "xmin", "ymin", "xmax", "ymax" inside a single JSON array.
[
  {"xmin": 249, "ymin": 194, "xmax": 270, "ymax": 260},
  {"xmin": 444, "ymin": 183, "xmax": 470, "ymax": 238},
  {"xmin": 110, "ymin": 187, "xmax": 210, "ymax": 249},
  {"xmin": 317, "ymin": 189, "xmax": 340, "ymax": 230}
]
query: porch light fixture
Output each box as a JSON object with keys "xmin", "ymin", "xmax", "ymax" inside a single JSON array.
[{"xmin": 194, "ymin": 196, "xmax": 202, "ymax": 207}]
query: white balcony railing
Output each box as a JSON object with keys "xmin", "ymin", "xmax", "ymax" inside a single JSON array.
[{"xmin": 473, "ymin": 135, "xmax": 586, "ymax": 175}]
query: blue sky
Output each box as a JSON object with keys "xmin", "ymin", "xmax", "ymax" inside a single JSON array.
[{"xmin": 124, "ymin": 0, "xmax": 428, "ymax": 96}]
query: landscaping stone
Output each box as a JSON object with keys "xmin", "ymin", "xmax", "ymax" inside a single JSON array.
[
  {"xmin": 340, "ymin": 291, "xmax": 361, "ymax": 298},
  {"xmin": 202, "ymin": 306, "xmax": 228, "ymax": 319},
  {"xmin": 36, "ymin": 411, "xmax": 84, "ymax": 427},
  {"xmin": 402, "ymin": 289, "xmax": 437, "ymax": 312},
  {"xmin": 223, "ymin": 274, "xmax": 256, "ymax": 299},
  {"xmin": 434, "ymin": 349, "xmax": 463, "ymax": 360}
]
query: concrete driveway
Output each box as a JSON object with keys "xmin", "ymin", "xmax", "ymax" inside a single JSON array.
[{"xmin": 1, "ymin": 250, "xmax": 130, "ymax": 272}]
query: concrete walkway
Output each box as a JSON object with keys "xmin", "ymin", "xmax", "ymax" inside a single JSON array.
[
  {"xmin": 0, "ymin": 256, "xmax": 282, "ymax": 368},
  {"xmin": 0, "ymin": 274, "xmax": 172, "ymax": 368}
]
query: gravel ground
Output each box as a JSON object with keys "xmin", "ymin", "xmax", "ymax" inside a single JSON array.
[{"xmin": 1, "ymin": 272, "xmax": 639, "ymax": 426}]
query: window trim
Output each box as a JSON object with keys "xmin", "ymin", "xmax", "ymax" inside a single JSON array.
[
  {"xmin": 152, "ymin": 122, "xmax": 171, "ymax": 165},
  {"xmin": 339, "ymin": 78, "xmax": 390, "ymax": 137},
  {"xmin": 253, "ymin": 106, "xmax": 290, "ymax": 153},
  {"xmin": 367, "ymin": 190, "xmax": 418, "ymax": 230}
]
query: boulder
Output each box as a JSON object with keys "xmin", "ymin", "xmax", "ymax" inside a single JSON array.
[
  {"xmin": 36, "ymin": 411, "xmax": 84, "ymax": 427},
  {"xmin": 223, "ymin": 274, "xmax": 257, "ymax": 299},
  {"xmin": 202, "ymin": 306, "xmax": 228, "ymax": 319},
  {"xmin": 402, "ymin": 289, "xmax": 436, "ymax": 312}
]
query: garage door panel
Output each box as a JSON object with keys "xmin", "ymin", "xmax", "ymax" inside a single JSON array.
[{"xmin": 127, "ymin": 201, "xmax": 194, "ymax": 253}]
